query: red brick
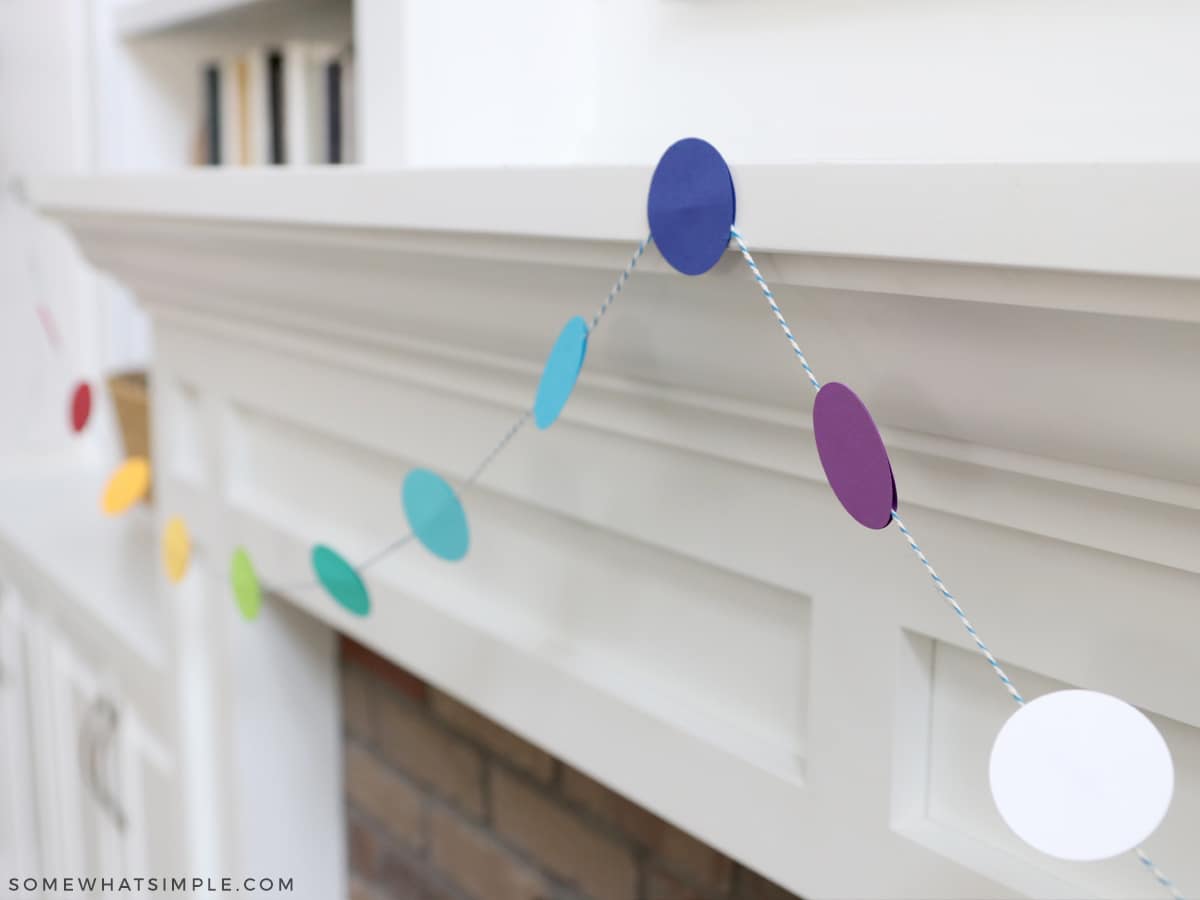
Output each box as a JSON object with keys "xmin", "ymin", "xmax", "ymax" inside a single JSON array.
[
  {"xmin": 492, "ymin": 767, "xmax": 637, "ymax": 900},
  {"xmin": 347, "ymin": 812, "xmax": 384, "ymax": 880},
  {"xmin": 429, "ymin": 689, "xmax": 556, "ymax": 783},
  {"xmin": 430, "ymin": 804, "xmax": 554, "ymax": 900},
  {"xmin": 349, "ymin": 874, "xmax": 382, "ymax": 900},
  {"xmin": 345, "ymin": 742, "xmax": 426, "ymax": 850},
  {"xmin": 341, "ymin": 660, "xmax": 375, "ymax": 741},
  {"xmin": 562, "ymin": 766, "xmax": 733, "ymax": 891},
  {"xmin": 342, "ymin": 637, "xmax": 428, "ymax": 704},
  {"xmin": 646, "ymin": 868, "xmax": 725, "ymax": 900},
  {"xmin": 735, "ymin": 868, "xmax": 800, "ymax": 900},
  {"xmin": 377, "ymin": 850, "xmax": 447, "ymax": 900},
  {"xmin": 657, "ymin": 825, "xmax": 735, "ymax": 892},
  {"xmin": 376, "ymin": 691, "xmax": 485, "ymax": 817}
]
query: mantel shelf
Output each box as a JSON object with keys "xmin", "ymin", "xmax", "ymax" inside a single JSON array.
[
  {"xmin": 28, "ymin": 159, "xmax": 1200, "ymax": 900},
  {"xmin": 27, "ymin": 164, "xmax": 1200, "ymax": 280}
]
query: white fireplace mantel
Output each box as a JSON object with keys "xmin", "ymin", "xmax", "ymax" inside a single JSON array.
[{"xmin": 26, "ymin": 164, "xmax": 1200, "ymax": 899}]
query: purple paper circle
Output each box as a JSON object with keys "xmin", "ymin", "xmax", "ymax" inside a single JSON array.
[
  {"xmin": 812, "ymin": 382, "xmax": 897, "ymax": 530},
  {"xmin": 647, "ymin": 138, "xmax": 736, "ymax": 276}
]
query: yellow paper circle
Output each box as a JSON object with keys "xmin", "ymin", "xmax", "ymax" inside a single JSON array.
[
  {"xmin": 101, "ymin": 457, "xmax": 152, "ymax": 516},
  {"xmin": 162, "ymin": 516, "xmax": 191, "ymax": 584}
]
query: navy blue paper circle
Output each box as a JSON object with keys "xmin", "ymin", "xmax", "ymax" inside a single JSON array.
[
  {"xmin": 534, "ymin": 316, "xmax": 589, "ymax": 430},
  {"xmin": 647, "ymin": 138, "xmax": 736, "ymax": 276}
]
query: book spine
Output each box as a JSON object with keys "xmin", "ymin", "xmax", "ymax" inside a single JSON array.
[
  {"xmin": 307, "ymin": 47, "xmax": 332, "ymax": 164},
  {"xmin": 340, "ymin": 50, "xmax": 355, "ymax": 164},
  {"xmin": 326, "ymin": 59, "xmax": 342, "ymax": 164},
  {"xmin": 236, "ymin": 56, "xmax": 251, "ymax": 165},
  {"xmin": 283, "ymin": 44, "xmax": 309, "ymax": 165},
  {"xmin": 203, "ymin": 64, "xmax": 221, "ymax": 165},
  {"xmin": 219, "ymin": 57, "xmax": 240, "ymax": 166},
  {"xmin": 267, "ymin": 49, "xmax": 285, "ymax": 164},
  {"xmin": 246, "ymin": 51, "xmax": 269, "ymax": 164}
]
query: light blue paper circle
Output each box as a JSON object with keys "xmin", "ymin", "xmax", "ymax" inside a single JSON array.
[
  {"xmin": 311, "ymin": 544, "xmax": 370, "ymax": 616},
  {"xmin": 533, "ymin": 316, "xmax": 589, "ymax": 430},
  {"xmin": 402, "ymin": 469, "xmax": 470, "ymax": 561}
]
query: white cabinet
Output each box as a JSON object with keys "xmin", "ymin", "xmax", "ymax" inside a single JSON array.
[
  {"xmin": 0, "ymin": 588, "xmax": 39, "ymax": 885},
  {"xmin": 0, "ymin": 578, "xmax": 175, "ymax": 897}
]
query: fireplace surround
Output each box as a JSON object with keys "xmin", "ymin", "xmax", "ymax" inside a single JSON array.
[{"xmin": 18, "ymin": 162, "xmax": 1200, "ymax": 899}]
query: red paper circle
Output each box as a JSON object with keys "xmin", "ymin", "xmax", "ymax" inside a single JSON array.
[{"xmin": 70, "ymin": 382, "xmax": 92, "ymax": 434}]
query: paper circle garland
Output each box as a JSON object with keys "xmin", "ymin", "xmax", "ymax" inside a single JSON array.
[
  {"xmin": 402, "ymin": 469, "xmax": 470, "ymax": 561},
  {"xmin": 229, "ymin": 547, "xmax": 262, "ymax": 621},
  {"xmin": 647, "ymin": 137, "xmax": 736, "ymax": 276},
  {"xmin": 312, "ymin": 544, "xmax": 370, "ymax": 616},
  {"xmin": 812, "ymin": 383, "xmax": 897, "ymax": 529},
  {"xmin": 70, "ymin": 382, "xmax": 92, "ymax": 433},
  {"xmin": 100, "ymin": 456, "xmax": 152, "ymax": 516},
  {"xmin": 989, "ymin": 690, "xmax": 1174, "ymax": 861},
  {"xmin": 161, "ymin": 516, "xmax": 191, "ymax": 584},
  {"xmin": 534, "ymin": 316, "xmax": 589, "ymax": 429},
  {"xmin": 102, "ymin": 139, "xmax": 1183, "ymax": 892}
]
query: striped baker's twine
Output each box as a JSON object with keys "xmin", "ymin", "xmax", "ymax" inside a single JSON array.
[
  {"xmin": 730, "ymin": 227, "xmax": 821, "ymax": 392},
  {"xmin": 893, "ymin": 515, "xmax": 1188, "ymax": 893},
  {"xmin": 356, "ymin": 533, "xmax": 415, "ymax": 573},
  {"xmin": 360, "ymin": 405, "xmax": 529, "ymax": 575},
  {"xmin": 728, "ymin": 230, "xmax": 1023, "ymax": 700},
  {"xmin": 362, "ymin": 236, "xmax": 653, "ymax": 568},
  {"xmin": 463, "ymin": 409, "xmax": 532, "ymax": 489},
  {"xmin": 891, "ymin": 511, "xmax": 1026, "ymax": 706},
  {"xmin": 274, "ymin": 236, "xmax": 652, "ymax": 592},
  {"xmin": 729, "ymin": 229, "xmax": 1024, "ymax": 704},
  {"xmin": 1138, "ymin": 849, "xmax": 1187, "ymax": 900},
  {"xmin": 590, "ymin": 234, "xmax": 651, "ymax": 332},
  {"xmin": 332, "ymin": 401, "xmax": 534, "ymax": 579},
  {"xmin": 730, "ymin": 230, "xmax": 1185, "ymax": 899}
]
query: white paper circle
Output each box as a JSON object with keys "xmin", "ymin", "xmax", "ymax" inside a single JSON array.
[{"xmin": 989, "ymin": 690, "xmax": 1173, "ymax": 861}]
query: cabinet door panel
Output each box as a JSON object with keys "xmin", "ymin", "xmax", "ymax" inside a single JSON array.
[
  {"xmin": 29, "ymin": 621, "xmax": 167, "ymax": 890},
  {"xmin": 0, "ymin": 588, "xmax": 39, "ymax": 881}
]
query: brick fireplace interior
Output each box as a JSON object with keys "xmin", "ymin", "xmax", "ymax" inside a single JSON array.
[{"xmin": 341, "ymin": 638, "xmax": 799, "ymax": 900}]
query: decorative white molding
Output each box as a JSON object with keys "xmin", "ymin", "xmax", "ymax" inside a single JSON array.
[
  {"xmin": 30, "ymin": 167, "xmax": 1200, "ymax": 899},
  {"xmin": 29, "ymin": 163, "xmax": 1200, "ymax": 277}
]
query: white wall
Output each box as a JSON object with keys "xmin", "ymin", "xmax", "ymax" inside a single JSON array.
[
  {"xmin": 0, "ymin": 0, "xmax": 148, "ymax": 463},
  {"xmin": 0, "ymin": 1, "xmax": 92, "ymax": 460},
  {"xmin": 359, "ymin": 0, "xmax": 1200, "ymax": 167}
]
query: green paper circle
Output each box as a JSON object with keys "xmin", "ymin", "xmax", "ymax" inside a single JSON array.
[
  {"xmin": 230, "ymin": 547, "xmax": 262, "ymax": 621},
  {"xmin": 312, "ymin": 544, "xmax": 370, "ymax": 616}
]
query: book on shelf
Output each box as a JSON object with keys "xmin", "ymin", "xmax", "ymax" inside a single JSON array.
[
  {"xmin": 202, "ymin": 64, "xmax": 220, "ymax": 165},
  {"xmin": 267, "ymin": 49, "xmax": 285, "ymax": 165},
  {"xmin": 199, "ymin": 43, "xmax": 354, "ymax": 167}
]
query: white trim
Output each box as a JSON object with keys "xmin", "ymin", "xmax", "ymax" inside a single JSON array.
[{"xmin": 27, "ymin": 162, "xmax": 1200, "ymax": 278}]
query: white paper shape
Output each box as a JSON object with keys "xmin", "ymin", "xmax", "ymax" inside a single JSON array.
[{"xmin": 989, "ymin": 689, "xmax": 1174, "ymax": 861}]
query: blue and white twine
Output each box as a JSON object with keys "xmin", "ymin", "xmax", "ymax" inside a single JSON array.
[
  {"xmin": 731, "ymin": 226, "xmax": 821, "ymax": 392},
  {"xmin": 731, "ymin": 228, "xmax": 1185, "ymax": 900},
  {"xmin": 274, "ymin": 237, "xmax": 652, "ymax": 590},
  {"xmin": 891, "ymin": 511, "xmax": 1026, "ymax": 706},
  {"xmin": 590, "ymin": 234, "xmax": 651, "ymax": 332}
]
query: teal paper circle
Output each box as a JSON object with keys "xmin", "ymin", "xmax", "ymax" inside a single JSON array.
[
  {"xmin": 402, "ymin": 469, "xmax": 470, "ymax": 561},
  {"xmin": 533, "ymin": 316, "xmax": 589, "ymax": 430},
  {"xmin": 312, "ymin": 544, "xmax": 370, "ymax": 616}
]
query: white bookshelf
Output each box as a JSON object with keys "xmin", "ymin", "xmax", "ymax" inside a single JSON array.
[
  {"xmin": 115, "ymin": 0, "xmax": 344, "ymax": 38},
  {"xmin": 94, "ymin": 0, "xmax": 354, "ymax": 171}
]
